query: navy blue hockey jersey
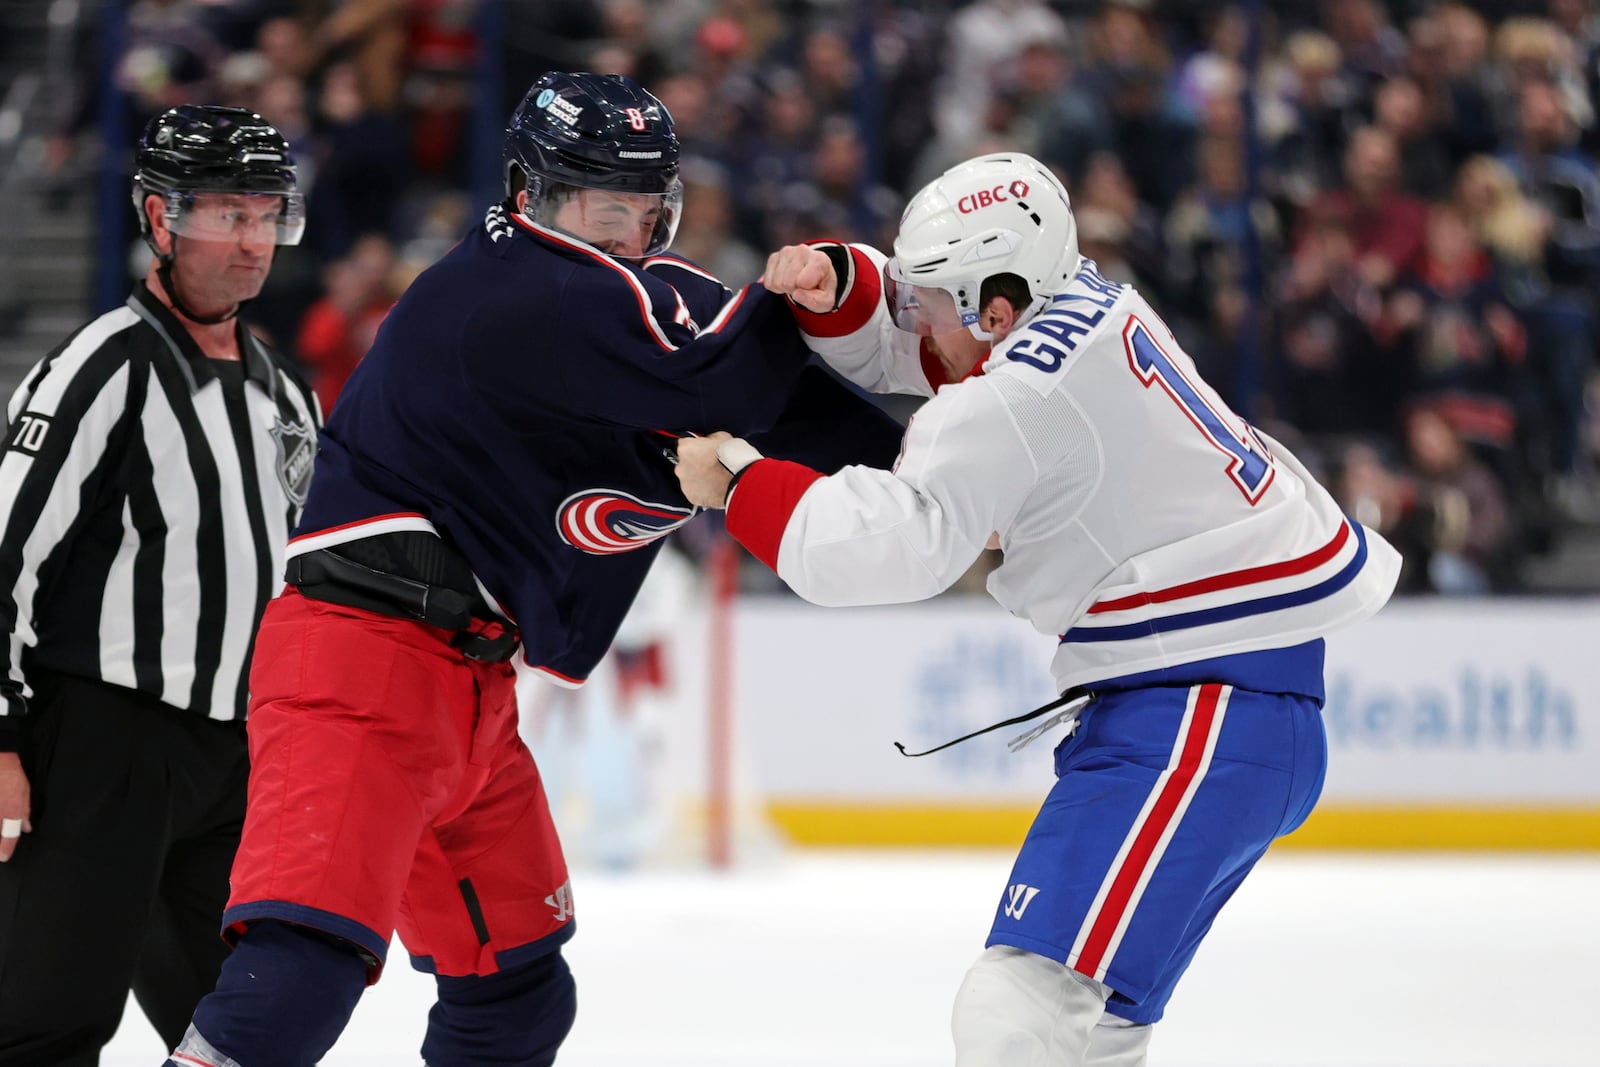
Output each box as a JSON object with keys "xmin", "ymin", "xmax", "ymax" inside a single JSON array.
[{"xmin": 289, "ymin": 204, "xmax": 902, "ymax": 684}]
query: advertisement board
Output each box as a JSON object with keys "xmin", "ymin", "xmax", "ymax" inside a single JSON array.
[{"xmin": 730, "ymin": 599, "xmax": 1600, "ymax": 849}]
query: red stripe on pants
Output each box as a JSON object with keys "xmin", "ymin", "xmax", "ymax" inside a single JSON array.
[{"xmin": 1073, "ymin": 683, "xmax": 1224, "ymax": 979}]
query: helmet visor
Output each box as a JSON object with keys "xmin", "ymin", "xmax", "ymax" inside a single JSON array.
[
  {"xmin": 163, "ymin": 190, "xmax": 306, "ymax": 246},
  {"xmin": 539, "ymin": 180, "xmax": 683, "ymax": 258},
  {"xmin": 882, "ymin": 258, "xmax": 967, "ymax": 336}
]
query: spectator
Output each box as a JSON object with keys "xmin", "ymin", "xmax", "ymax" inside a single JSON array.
[
  {"xmin": 407, "ymin": 0, "xmax": 479, "ymax": 182},
  {"xmin": 1262, "ymin": 30, "xmax": 1357, "ymax": 210},
  {"xmin": 929, "ymin": 0, "xmax": 1067, "ymax": 157},
  {"xmin": 1072, "ymin": 151, "xmax": 1168, "ymax": 305},
  {"xmin": 310, "ymin": 0, "xmax": 408, "ymax": 114},
  {"xmin": 593, "ymin": 0, "xmax": 670, "ymax": 88},
  {"xmin": 308, "ymin": 60, "xmax": 412, "ymax": 258},
  {"xmin": 651, "ymin": 72, "xmax": 721, "ymax": 160},
  {"xmin": 296, "ymin": 234, "xmax": 398, "ymax": 414},
  {"xmin": 1297, "ymin": 125, "xmax": 1430, "ymax": 290},
  {"xmin": 1081, "ymin": 3, "xmax": 1194, "ymax": 214},
  {"xmin": 1498, "ymin": 79, "xmax": 1600, "ymax": 290},
  {"xmin": 117, "ymin": 0, "xmax": 225, "ymax": 121},
  {"xmin": 669, "ymin": 159, "xmax": 764, "ymax": 289},
  {"xmin": 1454, "ymin": 154, "xmax": 1553, "ymax": 290},
  {"xmin": 1173, "ymin": 5, "xmax": 1248, "ymax": 125},
  {"xmin": 796, "ymin": 23, "xmax": 858, "ymax": 124},
  {"xmin": 1165, "ymin": 135, "xmax": 1280, "ymax": 391},
  {"xmin": 736, "ymin": 68, "xmax": 819, "ymax": 247},
  {"xmin": 257, "ymin": 15, "xmax": 315, "ymax": 81},
  {"xmin": 1373, "ymin": 76, "xmax": 1456, "ymax": 199},
  {"xmin": 1386, "ymin": 203, "xmax": 1528, "ymax": 461},
  {"xmin": 1404, "ymin": 10, "xmax": 1500, "ymax": 166},
  {"xmin": 1488, "ymin": 17, "xmax": 1593, "ymax": 142},
  {"xmin": 806, "ymin": 117, "xmax": 903, "ymax": 250},
  {"xmin": 1333, "ymin": 440, "xmax": 1433, "ymax": 593},
  {"xmin": 1004, "ymin": 29, "xmax": 1106, "ymax": 182},
  {"xmin": 1322, "ymin": 0, "xmax": 1407, "ymax": 107},
  {"xmin": 1403, "ymin": 404, "xmax": 1516, "ymax": 591},
  {"xmin": 689, "ymin": 15, "xmax": 762, "ymax": 155},
  {"xmin": 1276, "ymin": 209, "xmax": 1397, "ymax": 437}
]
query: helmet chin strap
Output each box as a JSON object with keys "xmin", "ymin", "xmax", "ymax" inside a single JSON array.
[{"xmin": 154, "ymin": 243, "xmax": 239, "ymax": 326}]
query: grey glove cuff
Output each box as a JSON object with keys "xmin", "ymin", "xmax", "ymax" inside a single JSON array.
[
  {"xmin": 715, "ymin": 438, "xmax": 765, "ymax": 507},
  {"xmin": 715, "ymin": 437, "xmax": 764, "ymax": 477}
]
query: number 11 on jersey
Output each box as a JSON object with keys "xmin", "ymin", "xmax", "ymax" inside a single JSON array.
[{"xmin": 1123, "ymin": 317, "xmax": 1274, "ymax": 504}]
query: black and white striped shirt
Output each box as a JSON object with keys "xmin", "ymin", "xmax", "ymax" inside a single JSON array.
[{"xmin": 0, "ymin": 282, "xmax": 320, "ymax": 746}]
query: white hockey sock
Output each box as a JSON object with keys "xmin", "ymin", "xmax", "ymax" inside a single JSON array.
[
  {"xmin": 1084, "ymin": 1013, "xmax": 1152, "ymax": 1067},
  {"xmin": 951, "ymin": 945, "xmax": 1109, "ymax": 1066}
]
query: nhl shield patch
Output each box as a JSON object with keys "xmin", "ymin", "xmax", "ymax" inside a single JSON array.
[{"xmin": 270, "ymin": 416, "xmax": 316, "ymax": 507}]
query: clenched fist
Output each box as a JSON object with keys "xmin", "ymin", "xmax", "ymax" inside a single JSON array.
[
  {"xmin": 676, "ymin": 433, "xmax": 736, "ymax": 509},
  {"xmin": 761, "ymin": 245, "xmax": 837, "ymax": 313}
]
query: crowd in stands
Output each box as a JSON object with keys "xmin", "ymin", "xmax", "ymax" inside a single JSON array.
[{"xmin": 47, "ymin": 0, "xmax": 1600, "ymax": 594}]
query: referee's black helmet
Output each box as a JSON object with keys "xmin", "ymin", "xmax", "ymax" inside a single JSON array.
[{"xmin": 131, "ymin": 105, "xmax": 304, "ymax": 248}]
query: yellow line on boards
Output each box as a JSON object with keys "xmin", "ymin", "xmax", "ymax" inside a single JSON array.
[{"xmin": 764, "ymin": 803, "xmax": 1600, "ymax": 851}]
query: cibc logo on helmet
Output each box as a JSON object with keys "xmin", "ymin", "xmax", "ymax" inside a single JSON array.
[{"xmin": 957, "ymin": 179, "xmax": 1032, "ymax": 214}]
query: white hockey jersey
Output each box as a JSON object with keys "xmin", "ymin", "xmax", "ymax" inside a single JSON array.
[{"xmin": 724, "ymin": 249, "xmax": 1403, "ymax": 694}]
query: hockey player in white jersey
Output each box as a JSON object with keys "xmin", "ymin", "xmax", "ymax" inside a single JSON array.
[{"xmin": 676, "ymin": 152, "xmax": 1402, "ymax": 1065}]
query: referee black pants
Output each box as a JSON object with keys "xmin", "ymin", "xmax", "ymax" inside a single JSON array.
[{"xmin": 0, "ymin": 674, "xmax": 248, "ymax": 1066}]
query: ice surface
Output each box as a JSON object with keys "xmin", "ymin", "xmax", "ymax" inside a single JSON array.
[{"xmin": 103, "ymin": 850, "xmax": 1600, "ymax": 1066}]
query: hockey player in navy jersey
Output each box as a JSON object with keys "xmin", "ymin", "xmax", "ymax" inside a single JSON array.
[
  {"xmin": 161, "ymin": 72, "xmax": 902, "ymax": 1067},
  {"xmin": 677, "ymin": 152, "xmax": 1402, "ymax": 1065}
]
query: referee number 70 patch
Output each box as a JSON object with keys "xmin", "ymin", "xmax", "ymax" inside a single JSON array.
[{"xmin": 9, "ymin": 414, "xmax": 51, "ymax": 455}]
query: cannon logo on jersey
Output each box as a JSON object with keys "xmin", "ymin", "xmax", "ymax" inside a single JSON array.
[
  {"xmin": 957, "ymin": 179, "xmax": 1030, "ymax": 214},
  {"xmin": 557, "ymin": 490, "xmax": 693, "ymax": 554},
  {"xmin": 270, "ymin": 415, "xmax": 316, "ymax": 507}
]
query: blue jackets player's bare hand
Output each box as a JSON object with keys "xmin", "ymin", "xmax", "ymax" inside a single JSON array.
[{"xmin": 762, "ymin": 245, "xmax": 836, "ymax": 313}]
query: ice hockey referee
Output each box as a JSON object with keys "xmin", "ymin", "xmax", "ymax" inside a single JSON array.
[{"xmin": 0, "ymin": 105, "xmax": 320, "ymax": 1063}]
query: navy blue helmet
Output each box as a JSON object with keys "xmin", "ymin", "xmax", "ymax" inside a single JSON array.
[
  {"xmin": 505, "ymin": 71, "xmax": 679, "ymax": 195},
  {"xmin": 504, "ymin": 71, "xmax": 683, "ymax": 255}
]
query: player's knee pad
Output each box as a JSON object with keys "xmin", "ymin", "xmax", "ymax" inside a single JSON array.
[
  {"xmin": 421, "ymin": 948, "xmax": 576, "ymax": 1067},
  {"xmin": 1085, "ymin": 1013, "xmax": 1153, "ymax": 1067},
  {"xmin": 951, "ymin": 945, "xmax": 1109, "ymax": 1067},
  {"xmin": 179, "ymin": 920, "xmax": 368, "ymax": 1067}
]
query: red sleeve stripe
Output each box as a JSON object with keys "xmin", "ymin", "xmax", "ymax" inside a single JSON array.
[
  {"xmin": 725, "ymin": 459, "xmax": 825, "ymax": 571},
  {"xmin": 789, "ymin": 245, "xmax": 882, "ymax": 338}
]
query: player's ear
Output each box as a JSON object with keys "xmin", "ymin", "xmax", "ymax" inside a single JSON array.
[{"xmin": 981, "ymin": 296, "xmax": 1019, "ymax": 342}]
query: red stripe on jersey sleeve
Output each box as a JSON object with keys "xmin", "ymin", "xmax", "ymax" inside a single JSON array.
[
  {"xmin": 789, "ymin": 245, "xmax": 882, "ymax": 338},
  {"xmin": 725, "ymin": 459, "xmax": 825, "ymax": 571}
]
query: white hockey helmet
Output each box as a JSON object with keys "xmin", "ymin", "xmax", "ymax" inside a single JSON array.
[{"xmin": 885, "ymin": 152, "xmax": 1079, "ymax": 338}]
